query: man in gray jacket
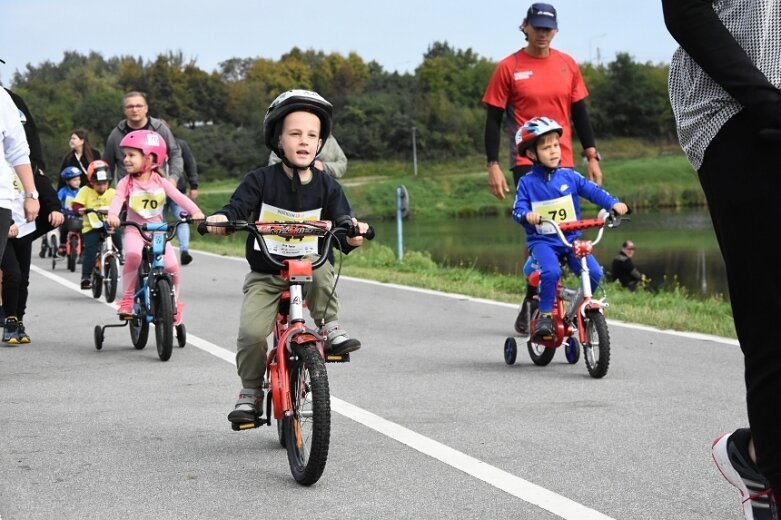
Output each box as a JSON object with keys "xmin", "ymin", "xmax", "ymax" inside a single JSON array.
[
  {"xmin": 102, "ymin": 91, "xmax": 183, "ymax": 183},
  {"xmin": 268, "ymin": 134, "xmax": 347, "ymax": 179}
]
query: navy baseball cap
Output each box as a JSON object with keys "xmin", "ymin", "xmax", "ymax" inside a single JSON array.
[{"xmin": 526, "ymin": 3, "xmax": 558, "ymax": 29}]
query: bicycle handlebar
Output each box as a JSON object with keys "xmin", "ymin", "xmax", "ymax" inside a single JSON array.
[
  {"xmin": 541, "ymin": 209, "xmax": 627, "ymax": 248},
  {"xmin": 120, "ymin": 216, "xmax": 194, "ymax": 243},
  {"xmin": 196, "ymin": 219, "xmax": 375, "ymax": 271}
]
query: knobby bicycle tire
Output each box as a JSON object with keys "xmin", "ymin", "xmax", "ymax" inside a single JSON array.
[
  {"xmin": 583, "ymin": 310, "xmax": 611, "ymax": 379},
  {"xmin": 284, "ymin": 343, "xmax": 330, "ymax": 485}
]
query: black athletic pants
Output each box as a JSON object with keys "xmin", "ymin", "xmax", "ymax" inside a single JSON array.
[{"xmin": 698, "ymin": 109, "xmax": 781, "ymax": 492}]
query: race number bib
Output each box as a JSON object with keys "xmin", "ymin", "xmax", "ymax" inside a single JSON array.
[
  {"xmin": 86, "ymin": 206, "xmax": 110, "ymax": 230},
  {"xmin": 531, "ymin": 195, "xmax": 576, "ymax": 235},
  {"xmin": 257, "ymin": 204, "xmax": 321, "ymax": 257},
  {"xmin": 128, "ymin": 187, "xmax": 166, "ymax": 219}
]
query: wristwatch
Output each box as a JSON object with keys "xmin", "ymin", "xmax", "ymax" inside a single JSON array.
[
  {"xmin": 24, "ymin": 191, "xmax": 39, "ymax": 199},
  {"xmin": 584, "ymin": 150, "xmax": 601, "ymax": 162}
]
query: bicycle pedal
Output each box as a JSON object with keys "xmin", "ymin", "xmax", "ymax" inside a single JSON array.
[
  {"xmin": 325, "ymin": 353, "xmax": 351, "ymax": 363},
  {"xmin": 231, "ymin": 419, "xmax": 263, "ymax": 431}
]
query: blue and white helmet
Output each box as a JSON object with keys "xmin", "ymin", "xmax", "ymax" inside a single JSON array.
[
  {"xmin": 60, "ymin": 166, "xmax": 82, "ymax": 180},
  {"xmin": 515, "ymin": 116, "xmax": 563, "ymax": 154}
]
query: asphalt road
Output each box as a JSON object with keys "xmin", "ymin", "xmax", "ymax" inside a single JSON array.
[{"xmin": 0, "ymin": 240, "xmax": 748, "ymax": 520}]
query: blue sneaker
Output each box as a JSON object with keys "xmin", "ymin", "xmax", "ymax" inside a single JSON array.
[{"xmin": 712, "ymin": 429, "xmax": 779, "ymax": 520}]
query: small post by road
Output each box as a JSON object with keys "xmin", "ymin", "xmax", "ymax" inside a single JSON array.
[
  {"xmin": 411, "ymin": 126, "xmax": 418, "ymax": 177},
  {"xmin": 396, "ymin": 185, "xmax": 409, "ymax": 263}
]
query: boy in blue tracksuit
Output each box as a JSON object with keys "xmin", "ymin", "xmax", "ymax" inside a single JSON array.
[{"xmin": 511, "ymin": 116, "xmax": 628, "ymax": 342}]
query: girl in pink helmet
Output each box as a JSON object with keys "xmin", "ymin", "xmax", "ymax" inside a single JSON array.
[{"xmin": 106, "ymin": 129, "xmax": 204, "ymax": 322}]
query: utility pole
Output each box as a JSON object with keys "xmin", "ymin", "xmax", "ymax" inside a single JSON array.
[{"xmin": 411, "ymin": 125, "xmax": 418, "ymax": 177}]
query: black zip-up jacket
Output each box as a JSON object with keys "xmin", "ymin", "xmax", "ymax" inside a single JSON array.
[{"xmin": 214, "ymin": 163, "xmax": 355, "ymax": 274}]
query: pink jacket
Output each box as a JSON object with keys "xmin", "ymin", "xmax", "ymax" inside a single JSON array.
[{"xmin": 109, "ymin": 172, "xmax": 200, "ymax": 224}]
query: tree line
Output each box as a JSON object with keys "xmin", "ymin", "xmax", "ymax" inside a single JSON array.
[{"xmin": 6, "ymin": 43, "xmax": 675, "ymax": 181}]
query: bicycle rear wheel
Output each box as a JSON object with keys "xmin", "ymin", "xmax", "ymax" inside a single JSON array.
[
  {"xmin": 583, "ymin": 310, "xmax": 611, "ymax": 378},
  {"xmin": 104, "ymin": 257, "xmax": 119, "ymax": 303},
  {"xmin": 284, "ymin": 343, "xmax": 330, "ymax": 485},
  {"xmin": 130, "ymin": 317, "xmax": 149, "ymax": 350},
  {"xmin": 526, "ymin": 301, "xmax": 556, "ymax": 366},
  {"xmin": 91, "ymin": 256, "xmax": 103, "ymax": 299},
  {"xmin": 130, "ymin": 275, "xmax": 148, "ymax": 350},
  {"xmin": 153, "ymin": 278, "xmax": 174, "ymax": 361}
]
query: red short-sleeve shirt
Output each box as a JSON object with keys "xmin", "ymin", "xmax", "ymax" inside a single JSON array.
[{"xmin": 482, "ymin": 48, "xmax": 588, "ymax": 168}]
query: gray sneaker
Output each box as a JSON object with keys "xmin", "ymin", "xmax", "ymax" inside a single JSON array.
[
  {"xmin": 3, "ymin": 317, "xmax": 20, "ymax": 345},
  {"xmin": 227, "ymin": 387, "xmax": 263, "ymax": 425},
  {"xmin": 712, "ymin": 429, "xmax": 779, "ymax": 520},
  {"xmin": 319, "ymin": 321, "xmax": 361, "ymax": 355}
]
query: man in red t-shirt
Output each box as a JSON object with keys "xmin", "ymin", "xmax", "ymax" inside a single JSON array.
[{"xmin": 483, "ymin": 2, "xmax": 603, "ymax": 200}]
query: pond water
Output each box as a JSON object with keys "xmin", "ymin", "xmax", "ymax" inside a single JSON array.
[{"xmin": 369, "ymin": 207, "xmax": 729, "ymax": 300}]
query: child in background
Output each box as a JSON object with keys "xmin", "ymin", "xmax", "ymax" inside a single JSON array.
[
  {"xmin": 512, "ymin": 116, "xmax": 628, "ymax": 342},
  {"xmin": 106, "ymin": 130, "xmax": 204, "ymax": 324},
  {"xmin": 56, "ymin": 166, "xmax": 82, "ymax": 256},
  {"xmin": 72, "ymin": 160, "xmax": 116, "ymax": 290}
]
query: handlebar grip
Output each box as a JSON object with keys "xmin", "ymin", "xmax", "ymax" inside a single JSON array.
[
  {"xmin": 348, "ymin": 225, "xmax": 375, "ymax": 240},
  {"xmin": 197, "ymin": 221, "xmax": 208, "ymax": 236}
]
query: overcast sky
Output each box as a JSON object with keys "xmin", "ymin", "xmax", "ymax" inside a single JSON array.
[{"xmin": 0, "ymin": 0, "xmax": 679, "ymax": 84}]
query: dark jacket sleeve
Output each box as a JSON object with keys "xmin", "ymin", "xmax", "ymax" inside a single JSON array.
[
  {"xmin": 571, "ymin": 100, "xmax": 596, "ymax": 150},
  {"xmin": 23, "ymin": 171, "xmax": 61, "ymax": 242},
  {"xmin": 484, "ymin": 105, "xmax": 504, "ymax": 163},
  {"xmin": 178, "ymin": 139, "xmax": 199, "ymax": 189},
  {"xmin": 5, "ymin": 88, "xmax": 46, "ymax": 175},
  {"xmin": 662, "ymin": 0, "xmax": 781, "ymax": 128}
]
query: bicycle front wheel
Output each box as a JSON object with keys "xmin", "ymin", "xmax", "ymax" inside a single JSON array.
[
  {"xmin": 104, "ymin": 257, "xmax": 119, "ymax": 303},
  {"xmin": 153, "ymin": 278, "xmax": 174, "ymax": 362},
  {"xmin": 284, "ymin": 343, "xmax": 330, "ymax": 486},
  {"xmin": 67, "ymin": 235, "xmax": 78, "ymax": 272},
  {"xmin": 583, "ymin": 310, "xmax": 611, "ymax": 379}
]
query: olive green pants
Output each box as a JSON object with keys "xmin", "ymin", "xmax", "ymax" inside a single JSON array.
[{"xmin": 235, "ymin": 259, "xmax": 338, "ymax": 388}]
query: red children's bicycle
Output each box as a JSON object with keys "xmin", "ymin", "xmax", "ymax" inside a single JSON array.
[
  {"xmin": 52, "ymin": 214, "xmax": 83, "ymax": 272},
  {"xmin": 504, "ymin": 209, "xmax": 629, "ymax": 379},
  {"xmin": 200, "ymin": 218, "xmax": 373, "ymax": 485}
]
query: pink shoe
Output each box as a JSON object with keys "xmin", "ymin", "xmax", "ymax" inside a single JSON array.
[
  {"xmin": 174, "ymin": 302, "xmax": 184, "ymax": 326},
  {"xmin": 116, "ymin": 298, "xmax": 134, "ymax": 318}
]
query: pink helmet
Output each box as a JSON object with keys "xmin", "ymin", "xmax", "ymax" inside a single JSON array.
[{"xmin": 119, "ymin": 130, "xmax": 168, "ymax": 170}]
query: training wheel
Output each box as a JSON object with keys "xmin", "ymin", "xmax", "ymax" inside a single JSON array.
[
  {"xmin": 565, "ymin": 337, "xmax": 580, "ymax": 364},
  {"xmin": 504, "ymin": 337, "xmax": 518, "ymax": 365},
  {"xmin": 176, "ymin": 323, "xmax": 186, "ymax": 348},
  {"xmin": 94, "ymin": 325, "xmax": 104, "ymax": 350}
]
